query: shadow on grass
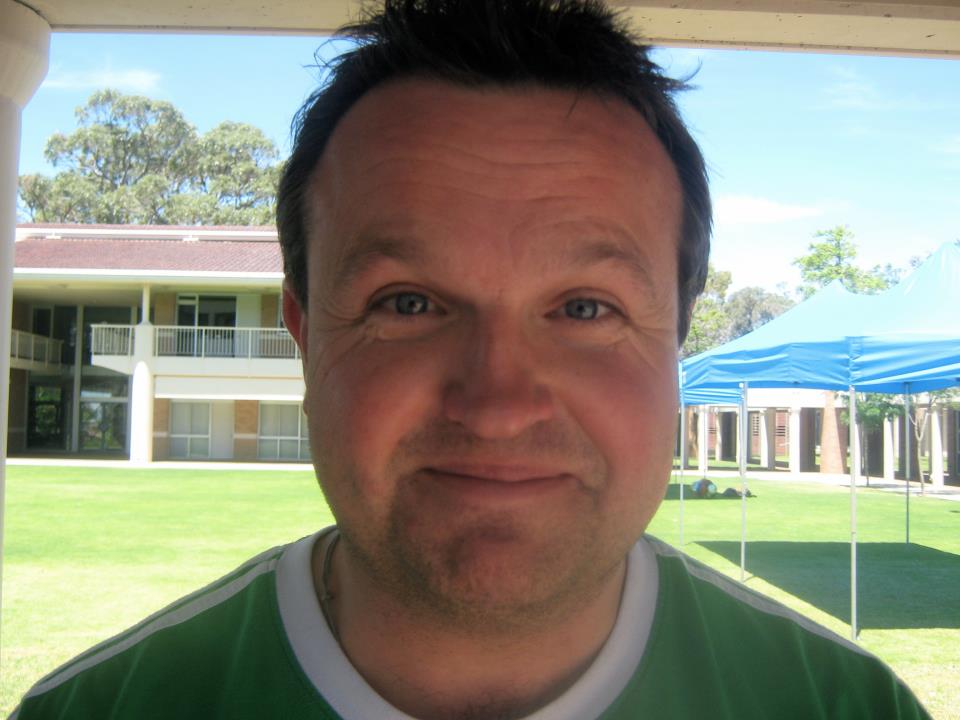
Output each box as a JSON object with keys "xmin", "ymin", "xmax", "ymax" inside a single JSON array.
[
  {"xmin": 663, "ymin": 483, "xmax": 756, "ymax": 501},
  {"xmin": 696, "ymin": 541, "xmax": 960, "ymax": 629}
]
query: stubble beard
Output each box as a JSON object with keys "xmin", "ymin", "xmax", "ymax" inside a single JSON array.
[{"xmin": 327, "ymin": 418, "xmax": 639, "ymax": 637}]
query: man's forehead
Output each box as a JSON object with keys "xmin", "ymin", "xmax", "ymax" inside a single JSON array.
[
  {"xmin": 303, "ymin": 77, "xmax": 682, "ymax": 295},
  {"xmin": 311, "ymin": 78, "xmax": 672, "ymax": 184}
]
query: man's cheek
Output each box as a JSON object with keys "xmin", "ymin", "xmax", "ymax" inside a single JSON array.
[{"xmin": 315, "ymin": 344, "xmax": 437, "ymax": 460}]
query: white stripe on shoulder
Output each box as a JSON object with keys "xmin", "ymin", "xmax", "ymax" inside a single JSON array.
[
  {"xmin": 644, "ymin": 536, "xmax": 871, "ymax": 659},
  {"xmin": 23, "ymin": 543, "xmax": 288, "ymax": 701}
]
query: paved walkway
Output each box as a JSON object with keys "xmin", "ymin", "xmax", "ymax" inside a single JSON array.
[
  {"xmin": 677, "ymin": 467, "xmax": 960, "ymax": 501},
  {"xmin": 4, "ymin": 457, "xmax": 313, "ymax": 472}
]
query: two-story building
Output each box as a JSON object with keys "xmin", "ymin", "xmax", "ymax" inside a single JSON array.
[
  {"xmin": 8, "ymin": 224, "xmax": 307, "ymax": 463},
  {"xmin": 7, "ymin": 223, "xmax": 958, "ymax": 481}
]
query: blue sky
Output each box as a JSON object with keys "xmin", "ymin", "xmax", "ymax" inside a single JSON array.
[{"xmin": 18, "ymin": 33, "xmax": 960, "ymax": 294}]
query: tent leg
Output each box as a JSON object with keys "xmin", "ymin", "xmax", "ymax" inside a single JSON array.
[
  {"xmin": 904, "ymin": 388, "xmax": 911, "ymax": 545},
  {"xmin": 740, "ymin": 381, "xmax": 749, "ymax": 583},
  {"xmin": 679, "ymin": 403, "xmax": 686, "ymax": 547},
  {"xmin": 850, "ymin": 386, "xmax": 859, "ymax": 641}
]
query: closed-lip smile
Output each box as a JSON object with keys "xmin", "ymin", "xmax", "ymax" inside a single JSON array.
[{"xmin": 422, "ymin": 464, "xmax": 570, "ymax": 484}]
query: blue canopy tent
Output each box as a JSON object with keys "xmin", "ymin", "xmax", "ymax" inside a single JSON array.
[
  {"xmin": 852, "ymin": 241, "xmax": 960, "ymax": 392},
  {"xmin": 679, "ymin": 241, "xmax": 960, "ymax": 639}
]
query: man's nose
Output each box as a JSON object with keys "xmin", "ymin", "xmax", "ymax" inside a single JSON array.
[{"xmin": 441, "ymin": 315, "xmax": 555, "ymax": 440}]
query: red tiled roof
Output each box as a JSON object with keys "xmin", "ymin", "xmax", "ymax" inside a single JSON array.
[{"xmin": 15, "ymin": 233, "xmax": 283, "ymax": 274}]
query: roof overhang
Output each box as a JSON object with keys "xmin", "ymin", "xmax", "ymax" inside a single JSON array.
[
  {"xmin": 13, "ymin": 269, "xmax": 283, "ymax": 305},
  {"xmin": 21, "ymin": 1, "xmax": 960, "ymax": 57}
]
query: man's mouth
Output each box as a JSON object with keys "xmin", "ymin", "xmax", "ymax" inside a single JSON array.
[
  {"xmin": 413, "ymin": 465, "xmax": 579, "ymax": 505},
  {"xmin": 422, "ymin": 463, "xmax": 570, "ymax": 484}
]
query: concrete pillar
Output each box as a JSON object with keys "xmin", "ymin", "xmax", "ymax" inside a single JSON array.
[
  {"xmin": 714, "ymin": 409, "xmax": 723, "ymax": 462},
  {"xmin": 0, "ymin": 0, "xmax": 51, "ymax": 627},
  {"xmin": 930, "ymin": 407, "xmax": 944, "ymax": 488},
  {"xmin": 70, "ymin": 305, "xmax": 83, "ymax": 452},
  {"xmin": 141, "ymin": 285, "xmax": 152, "ymax": 321},
  {"xmin": 697, "ymin": 407, "xmax": 708, "ymax": 475},
  {"xmin": 947, "ymin": 409, "xmax": 958, "ymax": 483},
  {"xmin": 129, "ymin": 308, "xmax": 155, "ymax": 463},
  {"xmin": 129, "ymin": 361, "xmax": 154, "ymax": 464},
  {"xmin": 883, "ymin": 416, "xmax": 895, "ymax": 482},
  {"xmin": 759, "ymin": 408, "xmax": 776, "ymax": 469},
  {"xmin": 789, "ymin": 407, "xmax": 802, "ymax": 476}
]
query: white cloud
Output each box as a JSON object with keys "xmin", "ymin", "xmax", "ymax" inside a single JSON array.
[
  {"xmin": 714, "ymin": 195, "xmax": 824, "ymax": 226},
  {"xmin": 822, "ymin": 65, "xmax": 892, "ymax": 110},
  {"xmin": 43, "ymin": 68, "xmax": 161, "ymax": 93}
]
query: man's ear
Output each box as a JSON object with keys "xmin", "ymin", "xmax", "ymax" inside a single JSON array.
[{"xmin": 282, "ymin": 280, "xmax": 308, "ymax": 363}]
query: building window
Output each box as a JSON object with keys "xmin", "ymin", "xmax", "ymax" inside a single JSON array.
[
  {"xmin": 170, "ymin": 402, "xmax": 211, "ymax": 458},
  {"xmin": 258, "ymin": 403, "xmax": 309, "ymax": 461}
]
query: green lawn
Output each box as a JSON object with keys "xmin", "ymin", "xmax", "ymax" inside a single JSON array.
[
  {"xmin": 2, "ymin": 466, "xmax": 957, "ymax": 718},
  {"xmin": 650, "ymin": 475, "xmax": 960, "ymax": 720},
  {"xmin": 1, "ymin": 465, "xmax": 330, "ymax": 715}
]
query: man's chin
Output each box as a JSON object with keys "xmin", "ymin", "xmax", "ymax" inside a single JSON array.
[{"xmin": 384, "ymin": 520, "xmax": 612, "ymax": 631}]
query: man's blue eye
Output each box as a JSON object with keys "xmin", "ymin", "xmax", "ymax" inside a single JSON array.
[
  {"xmin": 394, "ymin": 292, "xmax": 430, "ymax": 315},
  {"xmin": 564, "ymin": 298, "xmax": 600, "ymax": 320}
]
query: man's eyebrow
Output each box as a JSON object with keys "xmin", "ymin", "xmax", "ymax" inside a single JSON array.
[
  {"xmin": 569, "ymin": 239, "xmax": 656, "ymax": 292},
  {"xmin": 329, "ymin": 236, "xmax": 424, "ymax": 292}
]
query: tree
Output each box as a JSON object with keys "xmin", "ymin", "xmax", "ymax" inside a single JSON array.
[
  {"xmin": 793, "ymin": 226, "xmax": 899, "ymax": 476},
  {"xmin": 841, "ymin": 393, "xmax": 901, "ymax": 485},
  {"xmin": 793, "ymin": 225, "xmax": 891, "ymax": 298},
  {"xmin": 18, "ymin": 90, "xmax": 280, "ymax": 226},
  {"xmin": 682, "ymin": 265, "xmax": 731, "ymax": 357},
  {"xmin": 906, "ymin": 389, "xmax": 960, "ymax": 494},
  {"xmin": 725, "ymin": 286, "xmax": 794, "ymax": 339},
  {"xmin": 682, "ymin": 265, "xmax": 796, "ymax": 357}
]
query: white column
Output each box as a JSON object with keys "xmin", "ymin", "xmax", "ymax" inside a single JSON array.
[
  {"xmin": 883, "ymin": 416, "xmax": 895, "ymax": 482},
  {"xmin": 759, "ymin": 408, "xmax": 776, "ymax": 469},
  {"xmin": 714, "ymin": 410, "xmax": 723, "ymax": 462},
  {"xmin": 129, "ymin": 297, "xmax": 155, "ymax": 464},
  {"xmin": 697, "ymin": 407, "xmax": 708, "ymax": 475},
  {"xmin": 930, "ymin": 408, "xmax": 944, "ymax": 488},
  {"xmin": 0, "ymin": 0, "xmax": 51, "ymax": 631},
  {"xmin": 141, "ymin": 285, "xmax": 152, "ymax": 321},
  {"xmin": 789, "ymin": 406, "xmax": 802, "ymax": 476},
  {"xmin": 129, "ymin": 362, "xmax": 154, "ymax": 464},
  {"xmin": 70, "ymin": 306, "xmax": 83, "ymax": 452}
]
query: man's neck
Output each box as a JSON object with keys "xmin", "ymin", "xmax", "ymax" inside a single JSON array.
[{"xmin": 313, "ymin": 534, "xmax": 627, "ymax": 720}]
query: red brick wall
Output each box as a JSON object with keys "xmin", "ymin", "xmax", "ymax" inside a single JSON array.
[
  {"xmin": 234, "ymin": 400, "xmax": 259, "ymax": 461},
  {"xmin": 153, "ymin": 398, "xmax": 170, "ymax": 460}
]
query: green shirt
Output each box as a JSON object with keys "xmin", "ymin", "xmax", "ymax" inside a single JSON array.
[{"xmin": 13, "ymin": 534, "xmax": 930, "ymax": 719}]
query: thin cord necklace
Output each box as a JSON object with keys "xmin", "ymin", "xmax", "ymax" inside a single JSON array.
[{"xmin": 318, "ymin": 529, "xmax": 341, "ymax": 645}]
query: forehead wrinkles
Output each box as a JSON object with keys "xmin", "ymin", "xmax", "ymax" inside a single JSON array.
[
  {"xmin": 325, "ymin": 82, "xmax": 660, "ymax": 185},
  {"xmin": 305, "ymin": 81, "xmax": 682, "ymax": 294}
]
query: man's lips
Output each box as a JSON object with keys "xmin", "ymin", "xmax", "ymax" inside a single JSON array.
[
  {"xmin": 422, "ymin": 464, "xmax": 571, "ymax": 484},
  {"xmin": 410, "ymin": 465, "xmax": 584, "ymax": 506}
]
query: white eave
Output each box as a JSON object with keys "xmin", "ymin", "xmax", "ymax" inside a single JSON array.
[{"xmin": 13, "ymin": 268, "xmax": 283, "ymax": 286}]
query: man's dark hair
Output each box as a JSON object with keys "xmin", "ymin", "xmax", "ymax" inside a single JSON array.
[{"xmin": 277, "ymin": 0, "xmax": 711, "ymax": 342}]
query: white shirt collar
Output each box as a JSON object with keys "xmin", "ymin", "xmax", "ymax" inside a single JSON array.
[{"xmin": 276, "ymin": 530, "xmax": 658, "ymax": 720}]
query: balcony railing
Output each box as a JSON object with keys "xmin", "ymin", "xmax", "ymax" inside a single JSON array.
[
  {"xmin": 10, "ymin": 329, "xmax": 63, "ymax": 367},
  {"xmin": 91, "ymin": 324, "xmax": 134, "ymax": 356},
  {"xmin": 154, "ymin": 326, "xmax": 300, "ymax": 359}
]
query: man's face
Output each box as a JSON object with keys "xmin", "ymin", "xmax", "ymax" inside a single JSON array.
[{"xmin": 286, "ymin": 80, "xmax": 682, "ymax": 624}]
